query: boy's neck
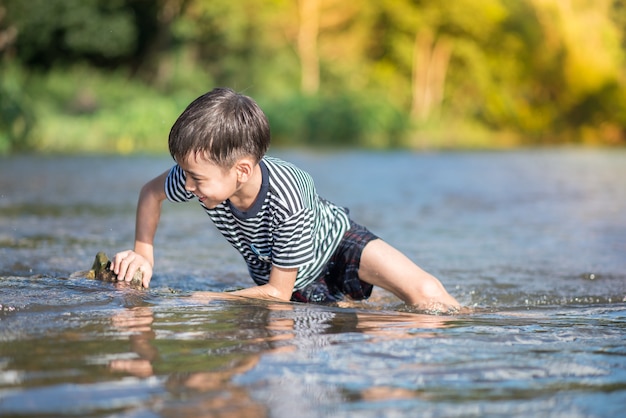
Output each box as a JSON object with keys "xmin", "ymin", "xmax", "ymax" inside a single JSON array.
[{"xmin": 229, "ymin": 162, "xmax": 263, "ymax": 212}]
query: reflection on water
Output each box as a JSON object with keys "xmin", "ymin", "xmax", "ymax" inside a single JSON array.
[
  {"xmin": 1, "ymin": 150, "xmax": 625, "ymax": 417},
  {"xmin": 101, "ymin": 298, "xmax": 456, "ymax": 418}
]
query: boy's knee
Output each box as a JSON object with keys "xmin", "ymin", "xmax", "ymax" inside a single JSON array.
[{"xmin": 409, "ymin": 276, "xmax": 447, "ymax": 304}]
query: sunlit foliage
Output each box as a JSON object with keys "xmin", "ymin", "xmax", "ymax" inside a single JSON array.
[{"xmin": 0, "ymin": 0, "xmax": 624, "ymax": 153}]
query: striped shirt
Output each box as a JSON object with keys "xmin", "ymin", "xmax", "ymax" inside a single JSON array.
[{"xmin": 165, "ymin": 156, "xmax": 350, "ymax": 290}]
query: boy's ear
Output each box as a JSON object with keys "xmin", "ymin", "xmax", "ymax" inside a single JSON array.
[{"xmin": 235, "ymin": 158, "xmax": 255, "ymax": 181}]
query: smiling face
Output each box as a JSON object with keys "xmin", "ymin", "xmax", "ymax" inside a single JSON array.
[
  {"xmin": 178, "ymin": 152, "xmax": 260, "ymax": 211},
  {"xmin": 178, "ymin": 152, "xmax": 239, "ymax": 209}
]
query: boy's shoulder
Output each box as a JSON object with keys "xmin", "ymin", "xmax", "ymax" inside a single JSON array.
[
  {"xmin": 263, "ymin": 155, "xmax": 297, "ymax": 169},
  {"xmin": 263, "ymin": 156, "xmax": 310, "ymax": 178},
  {"xmin": 262, "ymin": 156, "xmax": 316, "ymax": 201}
]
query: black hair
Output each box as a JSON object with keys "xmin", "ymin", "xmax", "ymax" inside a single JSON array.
[{"xmin": 168, "ymin": 87, "xmax": 270, "ymax": 168}]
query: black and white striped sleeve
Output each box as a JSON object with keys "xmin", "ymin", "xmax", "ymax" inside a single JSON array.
[
  {"xmin": 164, "ymin": 164, "xmax": 195, "ymax": 203},
  {"xmin": 271, "ymin": 208, "xmax": 316, "ymax": 269}
]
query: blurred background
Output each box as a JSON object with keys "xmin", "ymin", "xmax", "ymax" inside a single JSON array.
[{"xmin": 0, "ymin": 0, "xmax": 625, "ymax": 154}]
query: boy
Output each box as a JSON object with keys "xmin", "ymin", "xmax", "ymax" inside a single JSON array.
[{"xmin": 112, "ymin": 88, "xmax": 460, "ymax": 312}]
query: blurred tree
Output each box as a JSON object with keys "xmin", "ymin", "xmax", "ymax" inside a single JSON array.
[
  {"xmin": 610, "ymin": 0, "xmax": 626, "ymax": 49},
  {"xmin": 297, "ymin": 0, "xmax": 320, "ymax": 94},
  {"xmin": 0, "ymin": 4, "xmax": 16, "ymax": 53},
  {"xmin": 0, "ymin": 4, "xmax": 33, "ymax": 153},
  {"xmin": 1, "ymin": 0, "xmax": 624, "ymax": 150},
  {"xmin": 505, "ymin": 0, "xmax": 626, "ymax": 141},
  {"xmin": 131, "ymin": 0, "xmax": 187, "ymax": 84},
  {"xmin": 173, "ymin": 0, "xmax": 292, "ymax": 93},
  {"xmin": 365, "ymin": 1, "xmax": 507, "ymax": 127},
  {"xmin": 531, "ymin": 0, "xmax": 621, "ymax": 104},
  {"xmin": 3, "ymin": 0, "xmax": 139, "ymax": 67}
]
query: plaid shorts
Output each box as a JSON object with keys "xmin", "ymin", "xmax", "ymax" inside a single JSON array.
[{"xmin": 291, "ymin": 220, "xmax": 379, "ymax": 303}]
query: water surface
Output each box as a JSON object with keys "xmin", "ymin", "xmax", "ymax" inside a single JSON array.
[{"xmin": 1, "ymin": 150, "xmax": 625, "ymax": 417}]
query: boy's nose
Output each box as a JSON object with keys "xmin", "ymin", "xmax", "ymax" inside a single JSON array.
[{"xmin": 185, "ymin": 177, "xmax": 195, "ymax": 192}]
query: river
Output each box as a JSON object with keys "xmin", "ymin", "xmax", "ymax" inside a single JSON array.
[{"xmin": 1, "ymin": 149, "xmax": 625, "ymax": 417}]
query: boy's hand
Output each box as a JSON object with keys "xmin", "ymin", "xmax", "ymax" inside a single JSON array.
[{"xmin": 111, "ymin": 250, "xmax": 153, "ymax": 288}]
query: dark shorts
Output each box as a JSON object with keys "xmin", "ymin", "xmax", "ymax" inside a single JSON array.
[{"xmin": 291, "ymin": 220, "xmax": 379, "ymax": 304}]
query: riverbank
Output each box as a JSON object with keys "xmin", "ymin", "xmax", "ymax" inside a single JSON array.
[{"xmin": 3, "ymin": 65, "xmax": 623, "ymax": 156}]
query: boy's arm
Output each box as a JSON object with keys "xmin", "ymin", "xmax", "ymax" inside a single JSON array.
[
  {"xmin": 227, "ymin": 265, "xmax": 298, "ymax": 301},
  {"xmin": 112, "ymin": 170, "xmax": 169, "ymax": 288}
]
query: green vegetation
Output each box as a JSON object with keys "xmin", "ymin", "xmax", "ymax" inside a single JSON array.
[{"xmin": 1, "ymin": 0, "xmax": 625, "ymax": 154}]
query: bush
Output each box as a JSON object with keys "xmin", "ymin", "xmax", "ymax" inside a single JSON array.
[
  {"xmin": 1, "ymin": 64, "xmax": 201, "ymax": 154},
  {"xmin": 0, "ymin": 65, "xmax": 35, "ymax": 153},
  {"xmin": 260, "ymin": 91, "xmax": 409, "ymax": 149}
]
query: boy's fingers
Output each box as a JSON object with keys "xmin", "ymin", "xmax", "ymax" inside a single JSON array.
[
  {"xmin": 122, "ymin": 257, "xmax": 142, "ymax": 281},
  {"xmin": 115, "ymin": 252, "xmax": 138, "ymax": 279},
  {"xmin": 110, "ymin": 250, "xmax": 152, "ymax": 288},
  {"xmin": 140, "ymin": 263, "xmax": 153, "ymax": 288},
  {"xmin": 111, "ymin": 250, "xmax": 131, "ymax": 274},
  {"xmin": 141, "ymin": 269, "xmax": 151, "ymax": 289}
]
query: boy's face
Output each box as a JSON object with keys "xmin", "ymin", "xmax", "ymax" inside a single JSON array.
[{"xmin": 178, "ymin": 153, "xmax": 239, "ymax": 209}]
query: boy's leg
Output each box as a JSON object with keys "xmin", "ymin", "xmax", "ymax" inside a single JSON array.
[{"xmin": 358, "ymin": 239, "xmax": 460, "ymax": 311}]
